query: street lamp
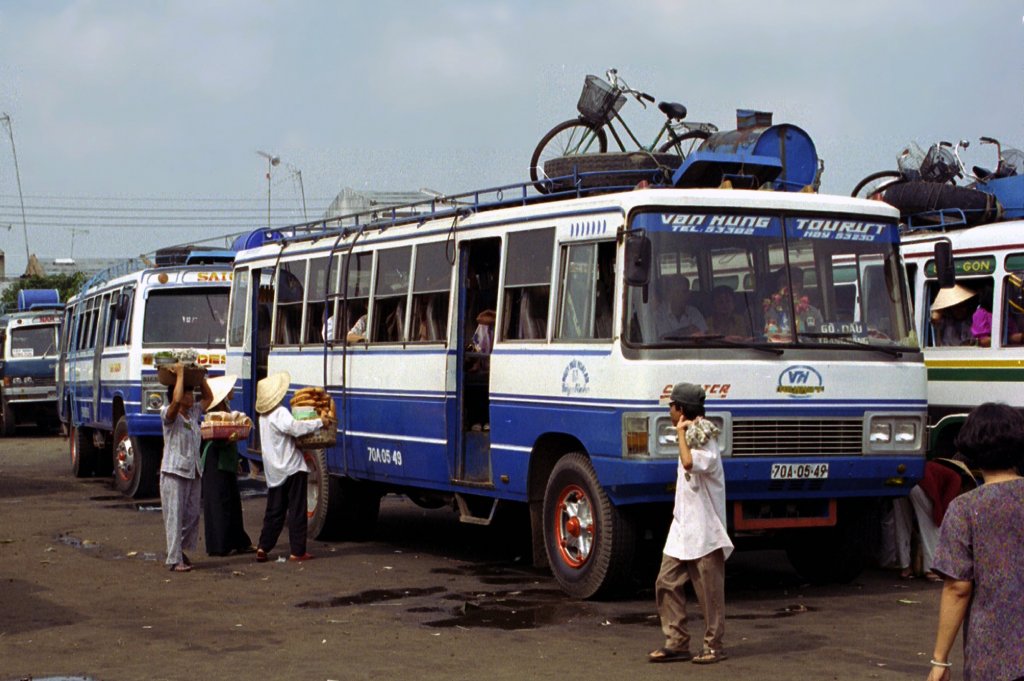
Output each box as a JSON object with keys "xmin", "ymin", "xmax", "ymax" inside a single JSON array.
[
  {"xmin": 256, "ymin": 150, "xmax": 280, "ymax": 229},
  {"xmin": 286, "ymin": 163, "xmax": 308, "ymax": 221}
]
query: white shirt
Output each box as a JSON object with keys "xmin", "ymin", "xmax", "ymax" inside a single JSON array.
[
  {"xmin": 160, "ymin": 403, "xmax": 204, "ymax": 478},
  {"xmin": 655, "ymin": 304, "xmax": 708, "ymax": 339},
  {"xmin": 258, "ymin": 405, "xmax": 322, "ymax": 488},
  {"xmin": 663, "ymin": 437, "xmax": 734, "ymax": 561}
]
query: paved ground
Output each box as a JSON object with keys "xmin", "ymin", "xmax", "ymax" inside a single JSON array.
[{"xmin": 0, "ymin": 434, "xmax": 957, "ymax": 681}]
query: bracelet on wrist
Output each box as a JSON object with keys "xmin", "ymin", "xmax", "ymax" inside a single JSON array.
[{"xmin": 930, "ymin": 659, "xmax": 952, "ymax": 668}]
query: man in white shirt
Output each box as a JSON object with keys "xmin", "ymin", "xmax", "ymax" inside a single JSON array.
[
  {"xmin": 655, "ymin": 276, "xmax": 707, "ymax": 339},
  {"xmin": 648, "ymin": 383, "xmax": 733, "ymax": 665}
]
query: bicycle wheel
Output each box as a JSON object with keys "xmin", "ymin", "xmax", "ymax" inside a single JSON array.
[
  {"xmin": 658, "ymin": 130, "xmax": 711, "ymax": 158},
  {"xmin": 531, "ymin": 119, "xmax": 607, "ymax": 193},
  {"xmin": 852, "ymin": 170, "xmax": 904, "ymax": 199}
]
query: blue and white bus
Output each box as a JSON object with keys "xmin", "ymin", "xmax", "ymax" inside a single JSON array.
[
  {"xmin": 58, "ymin": 248, "xmax": 233, "ymax": 496},
  {"xmin": 0, "ymin": 289, "xmax": 63, "ymax": 435},
  {"xmin": 227, "ymin": 181, "xmax": 927, "ymax": 597}
]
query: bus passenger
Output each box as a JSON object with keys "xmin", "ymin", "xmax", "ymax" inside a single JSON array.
[
  {"xmin": 929, "ymin": 284, "xmax": 976, "ymax": 347},
  {"xmin": 762, "ymin": 267, "xmax": 822, "ymax": 339},
  {"xmin": 656, "ymin": 276, "xmax": 707, "ymax": 339},
  {"xmin": 707, "ymin": 285, "xmax": 748, "ymax": 338},
  {"xmin": 160, "ymin": 363, "xmax": 214, "ymax": 573},
  {"xmin": 649, "ymin": 383, "xmax": 732, "ymax": 665},
  {"xmin": 254, "ymin": 371, "xmax": 327, "ymax": 563}
]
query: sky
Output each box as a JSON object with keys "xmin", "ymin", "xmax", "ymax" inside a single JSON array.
[{"xmin": 0, "ymin": 0, "xmax": 1021, "ymax": 276}]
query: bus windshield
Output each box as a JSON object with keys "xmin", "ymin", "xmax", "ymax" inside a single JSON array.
[
  {"xmin": 142, "ymin": 289, "xmax": 229, "ymax": 347},
  {"xmin": 11, "ymin": 325, "xmax": 59, "ymax": 358},
  {"xmin": 625, "ymin": 210, "xmax": 917, "ymax": 349}
]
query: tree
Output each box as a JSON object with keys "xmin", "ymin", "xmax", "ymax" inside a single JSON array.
[{"xmin": 1, "ymin": 272, "xmax": 88, "ymax": 312}]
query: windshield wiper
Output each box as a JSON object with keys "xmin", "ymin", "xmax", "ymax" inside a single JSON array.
[
  {"xmin": 797, "ymin": 332, "xmax": 905, "ymax": 357},
  {"xmin": 658, "ymin": 334, "xmax": 785, "ymax": 355}
]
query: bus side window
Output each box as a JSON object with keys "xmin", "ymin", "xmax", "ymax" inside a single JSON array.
[
  {"xmin": 411, "ymin": 242, "xmax": 451, "ymax": 342},
  {"xmin": 117, "ymin": 290, "xmax": 134, "ymax": 346},
  {"xmin": 1003, "ymin": 272, "xmax": 1024, "ymax": 345},
  {"xmin": 274, "ymin": 260, "xmax": 306, "ymax": 346},
  {"xmin": 502, "ymin": 228, "xmax": 554, "ymax": 341},
  {"xmin": 556, "ymin": 241, "xmax": 615, "ymax": 341},
  {"xmin": 304, "ymin": 257, "xmax": 331, "ymax": 344},
  {"xmin": 332, "ymin": 251, "xmax": 372, "ymax": 342},
  {"xmin": 372, "ymin": 246, "xmax": 411, "ymax": 343}
]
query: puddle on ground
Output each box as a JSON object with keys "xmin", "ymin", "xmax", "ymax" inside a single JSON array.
[
  {"xmin": 425, "ymin": 588, "xmax": 587, "ymax": 630},
  {"xmin": 89, "ymin": 494, "xmax": 124, "ymax": 501},
  {"xmin": 295, "ymin": 586, "xmax": 446, "ymax": 609},
  {"xmin": 103, "ymin": 502, "xmax": 161, "ymax": 512},
  {"xmin": 610, "ymin": 612, "xmax": 660, "ymax": 626},
  {"xmin": 731, "ymin": 604, "xmax": 816, "ymax": 620},
  {"xmin": 56, "ymin": 534, "xmax": 100, "ymax": 550}
]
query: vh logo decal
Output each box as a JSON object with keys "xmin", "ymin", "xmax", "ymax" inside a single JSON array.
[{"xmin": 777, "ymin": 365, "xmax": 824, "ymax": 398}]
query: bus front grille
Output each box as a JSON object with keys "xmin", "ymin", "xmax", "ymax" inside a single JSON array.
[{"xmin": 731, "ymin": 419, "xmax": 863, "ymax": 456}]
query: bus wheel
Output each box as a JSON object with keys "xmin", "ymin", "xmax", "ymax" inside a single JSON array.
[
  {"xmin": 113, "ymin": 418, "xmax": 158, "ymax": 498},
  {"xmin": 0, "ymin": 400, "xmax": 15, "ymax": 436},
  {"xmin": 542, "ymin": 453, "xmax": 635, "ymax": 599},
  {"xmin": 70, "ymin": 425, "xmax": 97, "ymax": 477},
  {"xmin": 305, "ymin": 449, "xmax": 381, "ymax": 541}
]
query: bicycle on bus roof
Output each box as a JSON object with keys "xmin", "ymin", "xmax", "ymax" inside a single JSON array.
[{"xmin": 530, "ymin": 68, "xmax": 717, "ymax": 193}]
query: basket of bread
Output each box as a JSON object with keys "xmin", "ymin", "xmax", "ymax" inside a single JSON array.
[
  {"xmin": 292, "ymin": 386, "xmax": 338, "ymax": 447},
  {"xmin": 201, "ymin": 411, "xmax": 253, "ymax": 441}
]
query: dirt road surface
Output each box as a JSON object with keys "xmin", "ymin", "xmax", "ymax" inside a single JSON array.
[{"xmin": 1, "ymin": 435, "xmax": 957, "ymax": 681}]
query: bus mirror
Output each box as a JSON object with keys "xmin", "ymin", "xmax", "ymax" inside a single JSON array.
[
  {"xmin": 934, "ymin": 240, "xmax": 955, "ymax": 288},
  {"xmin": 115, "ymin": 293, "xmax": 130, "ymax": 321},
  {"xmin": 624, "ymin": 233, "xmax": 651, "ymax": 287}
]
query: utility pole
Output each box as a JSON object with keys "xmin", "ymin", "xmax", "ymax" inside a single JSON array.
[
  {"xmin": 1, "ymin": 113, "xmax": 30, "ymax": 264},
  {"xmin": 256, "ymin": 150, "xmax": 280, "ymax": 229},
  {"xmin": 287, "ymin": 163, "xmax": 308, "ymax": 220}
]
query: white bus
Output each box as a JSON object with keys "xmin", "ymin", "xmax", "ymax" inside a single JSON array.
[
  {"xmin": 227, "ymin": 184, "xmax": 927, "ymax": 597},
  {"xmin": 902, "ymin": 218, "xmax": 1024, "ymax": 454},
  {"xmin": 58, "ymin": 248, "xmax": 233, "ymax": 497}
]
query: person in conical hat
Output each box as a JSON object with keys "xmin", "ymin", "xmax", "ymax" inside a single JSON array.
[
  {"xmin": 930, "ymin": 285, "xmax": 976, "ymax": 347},
  {"xmin": 254, "ymin": 372, "xmax": 326, "ymax": 563},
  {"xmin": 200, "ymin": 374, "xmax": 255, "ymax": 557}
]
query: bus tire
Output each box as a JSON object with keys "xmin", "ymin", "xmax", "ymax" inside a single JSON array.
[
  {"xmin": 113, "ymin": 418, "xmax": 159, "ymax": 498},
  {"xmin": 70, "ymin": 424, "xmax": 97, "ymax": 477},
  {"xmin": 542, "ymin": 152, "xmax": 681, "ymax": 192},
  {"xmin": 305, "ymin": 449, "xmax": 381, "ymax": 541},
  {"xmin": 0, "ymin": 400, "xmax": 15, "ymax": 436},
  {"xmin": 542, "ymin": 453, "xmax": 635, "ymax": 599}
]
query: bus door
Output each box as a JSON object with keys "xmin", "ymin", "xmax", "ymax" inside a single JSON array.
[
  {"xmin": 453, "ymin": 238, "xmax": 501, "ymax": 484},
  {"xmin": 245, "ymin": 267, "xmax": 275, "ymax": 455},
  {"xmin": 91, "ymin": 293, "xmax": 111, "ymax": 422}
]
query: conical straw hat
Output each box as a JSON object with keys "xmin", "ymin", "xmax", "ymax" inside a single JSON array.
[
  {"xmin": 931, "ymin": 284, "xmax": 976, "ymax": 311},
  {"xmin": 255, "ymin": 372, "xmax": 290, "ymax": 414},
  {"xmin": 205, "ymin": 374, "xmax": 238, "ymax": 412}
]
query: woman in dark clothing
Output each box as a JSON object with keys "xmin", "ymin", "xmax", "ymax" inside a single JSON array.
[{"xmin": 201, "ymin": 375, "xmax": 255, "ymax": 557}]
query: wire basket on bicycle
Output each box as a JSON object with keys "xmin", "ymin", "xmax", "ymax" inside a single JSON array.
[{"xmin": 577, "ymin": 75, "xmax": 626, "ymax": 126}]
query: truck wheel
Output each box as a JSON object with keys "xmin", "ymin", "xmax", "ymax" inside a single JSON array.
[
  {"xmin": 112, "ymin": 418, "xmax": 159, "ymax": 498},
  {"xmin": 305, "ymin": 449, "xmax": 381, "ymax": 541},
  {"xmin": 1, "ymin": 400, "xmax": 15, "ymax": 436},
  {"xmin": 542, "ymin": 453, "xmax": 635, "ymax": 599}
]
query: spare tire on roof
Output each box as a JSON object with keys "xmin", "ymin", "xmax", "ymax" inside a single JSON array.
[
  {"xmin": 882, "ymin": 181, "xmax": 1001, "ymax": 226},
  {"xmin": 540, "ymin": 152, "xmax": 681, "ymax": 192}
]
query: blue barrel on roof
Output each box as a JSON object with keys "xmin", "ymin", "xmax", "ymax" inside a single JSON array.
[
  {"xmin": 17, "ymin": 288, "xmax": 61, "ymax": 311},
  {"xmin": 695, "ymin": 110, "xmax": 819, "ymax": 191},
  {"xmin": 232, "ymin": 229, "xmax": 285, "ymax": 251}
]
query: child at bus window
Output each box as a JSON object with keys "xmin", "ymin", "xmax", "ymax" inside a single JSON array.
[
  {"xmin": 929, "ymin": 284, "xmax": 976, "ymax": 347},
  {"xmin": 253, "ymin": 371, "xmax": 329, "ymax": 563},
  {"xmin": 707, "ymin": 285, "xmax": 748, "ymax": 338},
  {"xmin": 649, "ymin": 383, "xmax": 733, "ymax": 665},
  {"xmin": 160, "ymin": 363, "xmax": 214, "ymax": 573}
]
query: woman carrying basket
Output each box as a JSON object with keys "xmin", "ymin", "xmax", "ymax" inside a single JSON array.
[
  {"xmin": 253, "ymin": 372, "xmax": 331, "ymax": 563},
  {"xmin": 201, "ymin": 374, "xmax": 255, "ymax": 557}
]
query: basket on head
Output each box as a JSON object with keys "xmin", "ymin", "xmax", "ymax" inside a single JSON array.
[{"xmin": 577, "ymin": 75, "xmax": 626, "ymax": 126}]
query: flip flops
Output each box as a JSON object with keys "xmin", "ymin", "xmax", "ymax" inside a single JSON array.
[
  {"xmin": 648, "ymin": 647, "xmax": 692, "ymax": 663},
  {"xmin": 692, "ymin": 648, "xmax": 727, "ymax": 665},
  {"xmin": 255, "ymin": 548, "xmax": 269, "ymax": 563},
  {"xmin": 288, "ymin": 553, "xmax": 315, "ymax": 562},
  {"xmin": 168, "ymin": 563, "xmax": 192, "ymax": 573}
]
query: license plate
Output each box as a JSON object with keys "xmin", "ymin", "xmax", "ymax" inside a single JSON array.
[{"xmin": 770, "ymin": 463, "xmax": 829, "ymax": 480}]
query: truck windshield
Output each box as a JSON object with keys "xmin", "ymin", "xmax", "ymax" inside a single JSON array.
[
  {"xmin": 625, "ymin": 211, "xmax": 917, "ymax": 349},
  {"xmin": 10, "ymin": 325, "xmax": 59, "ymax": 358},
  {"xmin": 142, "ymin": 289, "xmax": 229, "ymax": 346}
]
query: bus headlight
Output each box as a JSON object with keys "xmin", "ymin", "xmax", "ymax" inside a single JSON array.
[
  {"xmin": 146, "ymin": 391, "xmax": 165, "ymax": 412},
  {"xmin": 12, "ymin": 377, "xmax": 22, "ymax": 385},
  {"xmin": 623, "ymin": 415, "xmax": 650, "ymax": 456},
  {"xmin": 866, "ymin": 414, "xmax": 924, "ymax": 453},
  {"xmin": 23, "ymin": 376, "xmax": 33, "ymax": 385}
]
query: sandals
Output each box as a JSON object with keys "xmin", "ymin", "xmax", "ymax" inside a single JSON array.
[
  {"xmin": 168, "ymin": 563, "xmax": 192, "ymax": 573},
  {"xmin": 255, "ymin": 548, "xmax": 269, "ymax": 563},
  {"xmin": 924, "ymin": 571, "xmax": 943, "ymax": 583},
  {"xmin": 648, "ymin": 647, "xmax": 691, "ymax": 663},
  {"xmin": 288, "ymin": 553, "xmax": 315, "ymax": 562},
  {"xmin": 692, "ymin": 648, "xmax": 727, "ymax": 665}
]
